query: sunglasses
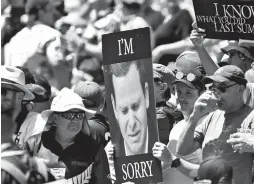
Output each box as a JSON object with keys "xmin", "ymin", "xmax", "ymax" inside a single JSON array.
[
  {"xmin": 56, "ymin": 111, "xmax": 86, "ymax": 120},
  {"xmin": 227, "ymin": 50, "xmax": 245, "ymax": 60},
  {"xmin": 1, "ymin": 87, "xmax": 22, "ymax": 96},
  {"xmin": 210, "ymin": 83, "xmax": 238, "ymax": 93},
  {"xmin": 175, "ymin": 71, "xmax": 198, "ymax": 82}
]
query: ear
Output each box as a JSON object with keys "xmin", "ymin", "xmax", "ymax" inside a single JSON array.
[
  {"xmin": 161, "ymin": 82, "xmax": 167, "ymax": 91},
  {"xmin": 49, "ymin": 113, "xmax": 58, "ymax": 126},
  {"xmin": 145, "ymin": 82, "xmax": 149, "ymax": 109},
  {"xmin": 26, "ymin": 102, "xmax": 35, "ymax": 112},
  {"xmin": 111, "ymin": 94, "xmax": 118, "ymax": 120}
]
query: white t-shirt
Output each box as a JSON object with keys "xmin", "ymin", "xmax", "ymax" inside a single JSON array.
[
  {"xmin": 244, "ymin": 83, "xmax": 254, "ymax": 108},
  {"xmin": 16, "ymin": 112, "xmax": 46, "ymax": 149},
  {"xmin": 162, "ymin": 118, "xmax": 203, "ymax": 184}
]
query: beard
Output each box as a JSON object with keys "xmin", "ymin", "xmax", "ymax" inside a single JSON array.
[{"xmin": 15, "ymin": 104, "xmax": 29, "ymax": 133}]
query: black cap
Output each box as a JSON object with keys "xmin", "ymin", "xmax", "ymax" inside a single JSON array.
[{"xmin": 203, "ymin": 65, "xmax": 247, "ymax": 86}]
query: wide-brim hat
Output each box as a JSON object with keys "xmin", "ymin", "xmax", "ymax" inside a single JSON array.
[
  {"xmin": 40, "ymin": 88, "xmax": 95, "ymax": 122},
  {"xmin": 1, "ymin": 65, "xmax": 34, "ymax": 100}
]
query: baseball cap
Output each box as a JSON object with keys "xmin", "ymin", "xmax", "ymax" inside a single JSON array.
[
  {"xmin": 1, "ymin": 65, "xmax": 34, "ymax": 100},
  {"xmin": 153, "ymin": 70, "xmax": 163, "ymax": 82},
  {"xmin": 197, "ymin": 157, "xmax": 233, "ymax": 184},
  {"xmin": 172, "ymin": 51, "xmax": 205, "ymax": 90},
  {"xmin": 153, "ymin": 64, "xmax": 175, "ymax": 85},
  {"xmin": 175, "ymin": 51, "xmax": 204, "ymax": 76},
  {"xmin": 203, "ymin": 65, "xmax": 247, "ymax": 86},
  {"xmin": 73, "ymin": 81, "xmax": 103, "ymax": 113},
  {"xmin": 25, "ymin": 74, "xmax": 52, "ymax": 103},
  {"xmin": 221, "ymin": 41, "xmax": 254, "ymax": 61},
  {"xmin": 41, "ymin": 88, "xmax": 95, "ymax": 121}
]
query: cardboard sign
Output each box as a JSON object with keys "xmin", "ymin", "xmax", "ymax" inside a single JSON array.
[
  {"xmin": 102, "ymin": 28, "xmax": 162, "ymax": 184},
  {"xmin": 193, "ymin": 0, "xmax": 254, "ymax": 40}
]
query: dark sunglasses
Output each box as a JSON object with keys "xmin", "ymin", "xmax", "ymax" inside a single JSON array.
[
  {"xmin": 227, "ymin": 50, "xmax": 244, "ymax": 59},
  {"xmin": 1, "ymin": 87, "xmax": 22, "ymax": 96},
  {"xmin": 210, "ymin": 83, "xmax": 238, "ymax": 93},
  {"xmin": 55, "ymin": 111, "xmax": 86, "ymax": 120}
]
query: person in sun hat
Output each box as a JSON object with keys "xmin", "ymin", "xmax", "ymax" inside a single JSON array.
[
  {"xmin": 1, "ymin": 66, "xmax": 55, "ymax": 184},
  {"xmin": 73, "ymin": 81, "xmax": 110, "ymax": 147},
  {"xmin": 25, "ymin": 88, "xmax": 111, "ymax": 183},
  {"xmin": 1, "ymin": 65, "xmax": 34, "ymax": 123}
]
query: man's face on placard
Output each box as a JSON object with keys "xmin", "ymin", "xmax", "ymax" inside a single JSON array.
[{"xmin": 111, "ymin": 63, "xmax": 149, "ymax": 155}]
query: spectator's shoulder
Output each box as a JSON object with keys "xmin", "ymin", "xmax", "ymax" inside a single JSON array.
[{"xmin": 241, "ymin": 109, "xmax": 254, "ymax": 129}]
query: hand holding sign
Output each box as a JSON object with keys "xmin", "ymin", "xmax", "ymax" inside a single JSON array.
[
  {"xmin": 227, "ymin": 132, "xmax": 254, "ymax": 154},
  {"xmin": 190, "ymin": 22, "xmax": 206, "ymax": 48},
  {"xmin": 152, "ymin": 142, "xmax": 173, "ymax": 165}
]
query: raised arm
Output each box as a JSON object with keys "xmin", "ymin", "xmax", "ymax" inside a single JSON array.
[{"xmin": 190, "ymin": 22, "xmax": 219, "ymax": 75}]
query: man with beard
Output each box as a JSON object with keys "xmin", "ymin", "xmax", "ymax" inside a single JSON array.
[{"xmin": 1, "ymin": 65, "xmax": 54, "ymax": 183}]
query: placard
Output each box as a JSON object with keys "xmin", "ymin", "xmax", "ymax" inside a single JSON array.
[
  {"xmin": 193, "ymin": 0, "xmax": 254, "ymax": 40},
  {"xmin": 102, "ymin": 27, "xmax": 162, "ymax": 184}
]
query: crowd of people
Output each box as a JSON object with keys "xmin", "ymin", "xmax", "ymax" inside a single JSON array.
[{"xmin": 1, "ymin": 0, "xmax": 254, "ymax": 184}]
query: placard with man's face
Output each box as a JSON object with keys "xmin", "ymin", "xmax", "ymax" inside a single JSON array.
[{"xmin": 102, "ymin": 28, "xmax": 162, "ymax": 184}]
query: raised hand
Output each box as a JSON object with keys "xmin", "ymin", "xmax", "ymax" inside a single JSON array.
[{"xmin": 190, "ymin": 22, "xmax": 206, "ymax": 48}]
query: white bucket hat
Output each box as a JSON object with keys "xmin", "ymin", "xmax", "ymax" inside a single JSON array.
[
  {"xmin": 41, "ymin": 88, "xmax": 95, "ymax": 122},
  {"xmin": 1, "ymin": 65, "xmax": 35, "ymax": 100}
]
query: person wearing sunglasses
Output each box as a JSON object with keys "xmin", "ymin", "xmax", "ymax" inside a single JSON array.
[
  {"xmin": 25, "ymin": 88, "xmax": 111, "ymax": 184},
  {"xmin": 177, "ymin": 65, "xmax": 253, "ymax": 184}
]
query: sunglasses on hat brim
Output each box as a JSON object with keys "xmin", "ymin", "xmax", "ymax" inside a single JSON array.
[{"xmin": 175, "ymin": 71, "xmax": 198, "ymax": 82}]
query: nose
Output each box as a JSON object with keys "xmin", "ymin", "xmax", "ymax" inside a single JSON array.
[{"xmin": 127, "ymin": 109, "xmax": 136, "ymax": 131}]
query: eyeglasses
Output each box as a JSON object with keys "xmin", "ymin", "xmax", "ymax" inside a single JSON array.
[
  {"xmin": 227, "ymin": 50, "xmax": 245, "ymax": 60},
  {"xmin": 175, "ymin": 71, "xmax": 198, "ymax": 82},
  {"xmin": 210, "ymin": 83, "xmax": 238, "ymax": 93},
  {"xmin": 1, "ymin": 87, "xmax": 22, "ymax": 96},
  {"xmin": 56, "ymin": 111, "xmax": 86, "ymax": 120}
]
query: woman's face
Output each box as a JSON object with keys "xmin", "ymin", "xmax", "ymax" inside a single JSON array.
[
  {"xmin": 55, "ymin": 109, "xmax": 85, "ymax": 136},
  {"xmin": 175, "ymin": 83, "xmax": 199, "ymax": 115}
]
